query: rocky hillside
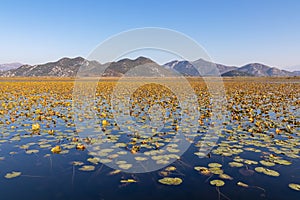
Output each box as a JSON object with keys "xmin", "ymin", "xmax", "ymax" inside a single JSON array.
[
  {"xmin": 236, "ymin": 63, "xmax": 294, "ymax": 77},
  {"xmin": 0, "ymin": 57, "xmax": 299, "ymax": 77}
]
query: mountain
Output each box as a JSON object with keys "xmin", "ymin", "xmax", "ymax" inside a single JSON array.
[
  {"xmin": 236, "ymin": 63, "xmax": 293, "ymax": 77},
  {"xmin": 222, "ymin": 70, "xmax": 254, "ymax": 77},
  {"xmin": 0, "ymin": 57, "xmax": 90, "ymax": 77},
  {"xmin": 0, "ymin": 57, "xmax": 298, "ymax": 77},
  {"xmin": 0, "ymin": 56, "xmax": 172, "ymax": 77},
  {"xmin": 0, "ymin": 62, "xmax": 23, "ymax": 71},
  {"xmin": 292, "ymin": 71, "xmax": 300, "ymax": 76},
  {"xmin": 164, "ymin": 59, "xmax": 237, "ymax": 76},
  {"xmin": 164, "ymin": 60, "xmax": 201, "ymax": 76},
  {"xmin": 101, "ymin": 56, "xmax": 171, "ymax": 77}
]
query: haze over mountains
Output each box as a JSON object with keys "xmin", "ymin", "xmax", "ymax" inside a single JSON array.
[
  {"xmin": 0, "ymin": 57, "xmax": 298, "ymax": 77},
  {"xmin": 0, "ymin": 62, "xmax": 23, "ymax": 71}
]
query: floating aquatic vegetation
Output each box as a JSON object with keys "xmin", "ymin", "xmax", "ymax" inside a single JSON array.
[
  {"xmin": 5, "ymin": 171, "xmax": 22, "ymax": 179},
  {"xmin": 109, "ymin": 169, "xmax": 121, "ymax": 175},
  {"xmin": 76, "ymin": 144, "xmax": 86, "ymax": 150},
  {"xmin": 134, "ymin": 156, "xmax": 148, "ymax": 161},
  {"xmin": 194, "ymin": 166, "xmax": 211, "ymax": 176},
  {"xmin": 237, "ymin": 181, "xmax": 249, "ymax": 188},
  {"xmin": 72, "ymin": 161, "xmax": 84, "ymax": 166},
  {"xmin": 273, "ymin": 159, "xmax": 292, "ymax": 165},
  {"xmin": 87, "ymin": 157, "xmax": 100, "ymax": 165},
  {"xmin": 79, "ymin": 165, "xmax": 95, "ymax": 171},
  {"xmin": 254, "ymin": 167, "xmax": 280, "ymax": 177},
  {"xmin": 31, "ymin": 123, "xmax": 40, "ymax": 131},
  {"xmin": 25, "ymin": 149, "xmax": 39, "ymax": 154},
  {"xmin": 208, "ymin": 163, "xmax": 222, "ymax": 168},
  {"xmin": 158, "ymin": 177, "xmax": 182, "ymax": 186},
  {"xmin": 120, "ymin": 179, "xmax": 137, "ymax": 183},
  {"xmin": 210, "ymin": 179, "xmax": 225, "ymax": 187},
  {"xmin": 0, "ymin": 77, "xmax": 299, "ymax": 198},
  {"xmin": 51, "ymin": 146, "xmax": 62, "ymax": 154},
  {"xmin": 244, "ymin": 159, "xmax": 258, "ymax": 165},
  {"xmin": 209, "ymin": 167, "xmax": 224, "ymax": 175},
  {"xmin": 118, "ymin": 163, "xmax": 132, "ymax": 170},
  {"xmin": 165, "ymin": 166, "xmax": 176, "ymax": 172},
  {"xmin": 259, "ymin": 160, "xmax": 275, "ymax": 167},
  {"xmin": 229, "ymin": 162, "xmax": 243, "ymax": 167},
  {"xmin": 288, "ymin": 183, "xmax": 300, "ymax": 191},
  {"xmin": 219, "ymin": 173, "xmax": 233, "ymax": 180}
]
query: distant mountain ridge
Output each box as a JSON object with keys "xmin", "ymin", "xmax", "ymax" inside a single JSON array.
[
  {"xmin": 0, "ymin": 62, "xmax": 23, "ymax": 71},
  {"xmin": 165, "ymin": 59, "xmax": 237, "ymax": 76},
  {"xmin": 235, "ymin": 63, "xmax": 294, "ymax": 77},
  {"xmin": 0, "ymin": 57, "xmax": 299, "ymax": 77}
]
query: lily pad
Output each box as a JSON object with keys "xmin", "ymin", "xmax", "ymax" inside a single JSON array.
[
  {"xmin": 158, "ymin": 177, "xmax": 182, "ymax": 185},
  {"xmin": 288, "ymin": 183, "xmax": 300, "ymax": 191},
  {"xmin": 79, "ymin": 165, "xmax": 95, "ymax": 171},
  {"xmin": 5, "ymin": 171, "xmax": 22, "ymax": 179},
  {"xmin": 208, "ymin": 163, "xmax": 222, "ymax": 168},
  {"xmin": 229, "ymin": 162, "xmax": 244, "ymax": 167},
  {"xmin": 259, "ymin": 160, "xmax": 275, "ymax": 167},
  {"xmin": 219, "ymin": 173, "xmax": 233, "ymax": 180},
  {"xmin": 120, "ymin": 179, "xmax": 137, "ymax": 183},
  {"xmin": 118, "ymin": 163, "xmax": 132, "ymax": 170},
  {"xmin": 237, "ymin": 181, "xmax": 249, "ymax": 188},
  {"xmin": 210, "ymin": 179, "xmax": 225, "ymax": 187},
  {"xmin": 51, "ymin": 146, "xmax": 62, "ymax": 154},
  {"xmin": 255, "ymin": 167, "xmax": 280, "ymax": 177}
]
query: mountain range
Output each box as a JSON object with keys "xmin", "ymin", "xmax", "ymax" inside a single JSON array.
[
  {"xmin": 0, "ymin": 62, "xmax": 23, "ymax": 71},
  {"xmin": 0, "ymin": 57, "xmax": 299, "ymax": 77}
]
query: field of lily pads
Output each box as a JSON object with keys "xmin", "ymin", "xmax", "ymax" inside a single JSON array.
[{"xmin": 0, "ymin": 77, "xmax": 299, "ymax": 200}]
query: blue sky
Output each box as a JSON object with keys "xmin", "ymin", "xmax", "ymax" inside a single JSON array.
[{"xmin": 0, "ymin": 0, "xmax": 300, "ymax": 70}]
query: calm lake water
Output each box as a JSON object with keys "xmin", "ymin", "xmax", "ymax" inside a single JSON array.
[{"xmin": 0, "ymin": 78, "xmax": 299, "ymax": 200}]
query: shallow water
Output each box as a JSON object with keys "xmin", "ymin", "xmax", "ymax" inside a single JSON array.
[{"xmin": 0, "ymin": 78, "xmax": 299, "ymax": 200}]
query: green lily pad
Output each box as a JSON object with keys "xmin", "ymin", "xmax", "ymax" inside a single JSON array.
[
  {"xmin": 229, "ymin": 162, "xmax": 244, "ymax": 167},
  {"xmin": 210, "ymin": 179, "xmax": 225, "ymax": 187},
  {"xmin": 259, "ymin": 160, "xmax": 275, "ymax": 167},
  {"xmin": 158, "ymin": 177, "xmax": 182, "ymax": 185},
  {"xmin": 219, "ymin": 173, "xmax": 233, "ymax": 180},
  {"xmin": 273, "ymin": 159, "xmax": 292, "ymax": 165},
  {"xmin": 208, "ymin": 163, "xmax": 222, "ymax": 168},
  {"xmin": 255, "ymin": 167, "xmax": 280, "ymax": 177}
]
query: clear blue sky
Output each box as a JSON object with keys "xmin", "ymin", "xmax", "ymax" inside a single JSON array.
[{"xmin": 0, "ymin": 0, "xmax": 300, "ymax": 70}]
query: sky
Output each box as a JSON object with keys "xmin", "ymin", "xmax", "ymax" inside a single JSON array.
[{"xmin": 0, "ymin": 0, "xmax": 300, "ymax": 71}]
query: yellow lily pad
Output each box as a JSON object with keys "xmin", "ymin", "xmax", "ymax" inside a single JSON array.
[
  {"xmin": 259, "ymin": 160, "xmax": 275, "ymax": 167},
  {"xmin": 288, "ymin": 183, "xmax": 300, "ymax": 191},
  {"xmin": 51, "ymin": 145, "xmax": 62, "ymax": 154},
  {"xmin": 158, "ymin": 177, "xmax": 183, "ymax": 185},
  {"xmin": 120, "ymin": 179, "xmax": 137, "ymax": 183},
  {"xmin": 219, "ymin": 174, "xmax": 233, "ymax": 180},
  {"xmin": 237, "ymin": 181, "xmax": 249, "ymax": 188},
  {"xmin": 165, "ymin": 166, "xmax": 176, "ymax": 172},
  {"xmin": 255, "ymin": 167, "xmax": 280, "ymax": 177},
  {"xmin": 210, "ymin": 179, "xmax": 225, "ymax": 187},
  {"xmin": 5, "ymin": 171, "xmax": 22, "ymax": 179},
  {"xmin": 229, "ymin": 162, "xmax": 243, "ymax": 167},
  {"xmin": 118, "ymin": 163, "xmax": 132, "ymax": 170},
  {"xmin": 273, "ymin": 159, "xmax": 292, "ymax": 165},
  {"xmin": 208, "ymin": 163, "xmax": 222, "ymax": 168},
  {"xmin": 79, "ymin": 165, "xmax": 95, "ymax": 171},
  {"xmin": 26, "ymin": 149, "xmax": 39, "ymax": 154}
]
